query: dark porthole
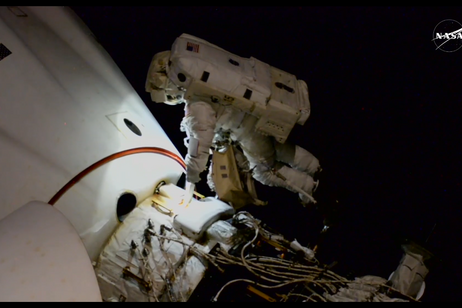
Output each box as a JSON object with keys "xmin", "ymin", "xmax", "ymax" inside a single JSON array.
[
  {"xmin": 177, "ymin": 73, "xmax": 187, "ymax": 82},
  {"xmin": 229, "ymin": 59, "xmax": 239, "ymax": 66},
  {"xmin": 123, "ymin": 118, "xmax": 142, "ymax": 136},
  {"xmin": 117, "ymin": 192, "xmax": 137, "ymax": 222}
]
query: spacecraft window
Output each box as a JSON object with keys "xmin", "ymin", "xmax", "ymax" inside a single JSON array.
[
  {"xmin": 117, "ymin": 192, "xmax": 137, "ymax": 222},
  {"xmin": 123, "ymin": 118, "xmax": 142, "ymax": 136}
]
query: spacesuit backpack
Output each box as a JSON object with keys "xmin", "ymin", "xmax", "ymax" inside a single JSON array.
[{"xmin": 165, "ymin": 33, "xmax": 312, "ymax": 144}]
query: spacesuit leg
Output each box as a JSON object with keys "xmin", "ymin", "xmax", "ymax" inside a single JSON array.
[
  {"xmin": 235, "ymin": 133, "xmax": 275, "ymax": 167},
  {"xmin": 180, "ymin": 101, "xmax": 217, "ymax": 184},
  {"xmin": 274, "ymin": 141, "xmax": 321, "ymax": 177},
  {"xmin": 252, "ymin": 162, "xmax": 316, "ymax": 204},
  {"xmin": 232, "ymin": 115, "xmax": 316, "ymax": 204}
]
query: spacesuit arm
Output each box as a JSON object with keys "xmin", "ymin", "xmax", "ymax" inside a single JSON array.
[{"xmin": 180, "ymin": 101, "xmax": 217, "ymax": 184}]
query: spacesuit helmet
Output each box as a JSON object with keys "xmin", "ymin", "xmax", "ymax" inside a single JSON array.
[{"xmin": 145, "ymin": 50, "xmax": 185, "ymax": 105}]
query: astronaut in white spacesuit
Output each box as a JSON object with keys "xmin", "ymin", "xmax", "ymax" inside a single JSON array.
[{"xmin": 145, "ymin": 50, "xmax": 321, "ymax": 207}]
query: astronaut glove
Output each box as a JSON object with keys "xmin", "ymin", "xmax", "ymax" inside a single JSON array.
[{"xmin": 185, "ymin": 169, "xmax": 200, "ymax": 184}]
